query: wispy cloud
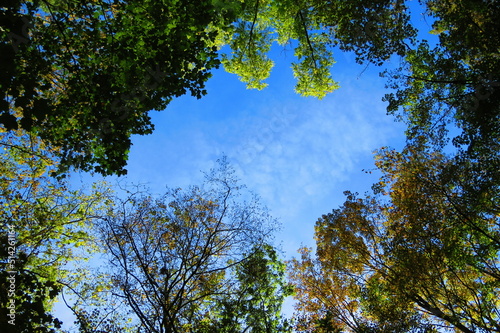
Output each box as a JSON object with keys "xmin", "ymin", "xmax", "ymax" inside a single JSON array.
[{"xmin": 109, "ymin": 61, "xmax": 405, "ymax": 259}]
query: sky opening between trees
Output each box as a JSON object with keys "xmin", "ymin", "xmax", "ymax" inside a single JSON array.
[{"xmin": 1, "ymin": 0, "xmax": 500, "ymax": 332}]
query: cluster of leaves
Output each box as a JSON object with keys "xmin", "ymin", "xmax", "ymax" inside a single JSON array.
[
  {"xmin": 289, "ymin": 1, "xmax": 500, "ymax": 332},
  {"xmin": 290, "ymin": 143, "xmax": 500, "ymax": 333},
  {"xmin": 0, "ymin": 130, "xmax": 110, "ymax": 332},
  {"xmin": 220, "ymin": 0, "xmax": 416, "ymax": 98},
  {"xmin": 1, "ymin": 0, "xmax": 235, "ymax": 175},
  {"xmin": 205, "ymin": 244, "xmax": 294, "ymax": 333}
]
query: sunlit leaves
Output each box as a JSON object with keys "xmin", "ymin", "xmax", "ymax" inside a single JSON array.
[
  {"xmin": 292, "ymin": 31, "xmax": 338, "ymax": 99},
  {"xmin": 220, "ymin": 0, "xmax": 416, "ymax": 98},
  {"xmin": 219, "ymin": 0, "xmax": 339, "ymax": 98},
  {"xmin": 0, "ymin": 130, "xmax": 110, "ymax": 331}
]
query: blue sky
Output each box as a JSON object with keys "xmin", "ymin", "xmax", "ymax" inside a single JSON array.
[
  {"xmin": 64, "ymin": 2, "xmax": 446, "ymax": 322},
  {"xmin": 105, "ymin": 50, "xmax": 406, "ymax": 254},
  {"xmin": 52, "ymin": 2, "xmax": 447, "ymax": 328},
  {"xmin": 65, "ymin": 45, "xmax": 408, "ymax": 326},
  {"xmin": 111, "ymin": 2, "xmax": 436, "ymax": 258},
  {"xmin": 69, "ymin": 0, "xmax": 437, "ymax": 261},
  {"xmin": 72, "ymin": 46, "xmax": 408, "ymax": 257}
]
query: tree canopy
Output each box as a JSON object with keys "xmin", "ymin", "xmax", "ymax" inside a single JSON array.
[
  {"xmin": 1, "ymin": 0, "xmax": 233, "ymax": 175},
  {"xmin": 2, "ymin": 0, "xmax": 500, "ymax": 331},
  {"xmin": 1, "ymin": 0, "xmax": 419, "ymax": 175},
  {"xmin": 287, "ymin": 1, "xmax": 500, "ymax": 331},
  {"xmin": 290, "ymin": 143, "xmax": 500, "ymax": 332},
  {"xmin": 0, "ymin": 129, "xmax": 109, "ymax": 332},
  {"xmin": 70, "ymin": 159, "xmax": 289, "ymax": 333},
  {"xmin": 3, "ymin": 0, "xmax": 499, "ymax": 175}
]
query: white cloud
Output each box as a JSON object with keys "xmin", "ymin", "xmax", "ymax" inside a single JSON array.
[
  {"xmin": 92, "ymin": 60, "xmax": 406, "ymax": 262},
  {"xmin": 214, "ymin": 73, "xmax": 406, "ymax": 258}
]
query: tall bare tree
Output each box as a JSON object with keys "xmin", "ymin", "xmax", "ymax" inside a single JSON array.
[{"xmin": 97, "ymin": 159, "xmax": 278, "ymax": 333}]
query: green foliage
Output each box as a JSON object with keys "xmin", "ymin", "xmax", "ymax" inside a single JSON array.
[
  {"xmin": 219, "ymin": 0, "xmax": 341, "ymax": 98},
  {"xmin": 220, "ymin": 0, "xmax": 416, "ymax": 98},
  {"xmin": 383, "ymin": 0, "xmax": 500, "ymax": 158},
  {"xmin": 0, "ymin": 130, "xmax": 110, "ymax": 331},
  {"xmin": 1, "ymin": 0, "xmax": 420, "ymax": 174},
  {"xmin": 207, "ymin": 244, "xmax": 294, "ymax": 333},
  {"xmin": 372, "ymin": 5, "xmax": 500, "ymax": 329},
  {"xmin": 221, "ymin": 0, "xmax": 275, "ymax": 91},
  {"xmin": 1, "ymin": 0, "xmax": 232, "ymax": 175},
  {"xmin": 288, "ymin": 1, "xmax": 500, "ymax": 332}
]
